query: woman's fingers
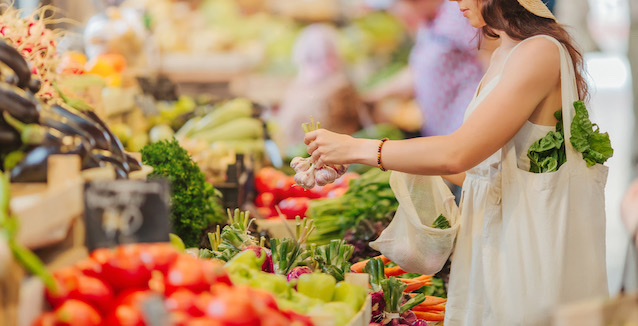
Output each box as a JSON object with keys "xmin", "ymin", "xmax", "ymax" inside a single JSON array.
[
  {"xmin": 304, "ymin": 130, "xmax": 319, "ymax": 145},
  {"xmin": 307, "ymin": 141, "xmax": 318, "ymax": 155}
]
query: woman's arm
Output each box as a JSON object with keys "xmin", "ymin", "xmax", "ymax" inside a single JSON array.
[
  {"xmin": 442, "ymin": 173, "xmax": 466, "ymax": 187},
  {"xmin": 305, "ymin": 37, "xmax": 561, "ymax": 175}
]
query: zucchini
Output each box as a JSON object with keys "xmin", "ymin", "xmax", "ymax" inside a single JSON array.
[
  {"xmin": 191, "ymin": 117, "xmax": 264, "ymax": 143},
  {"xmin": 190, "ymin": 98, "xmax": 253, "ymax": 135}
]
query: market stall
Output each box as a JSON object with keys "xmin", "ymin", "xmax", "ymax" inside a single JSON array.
[{"xmin": 1, "ymin": 0, "xmax": 630, "ymax": 325}]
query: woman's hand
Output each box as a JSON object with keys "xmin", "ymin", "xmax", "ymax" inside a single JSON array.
[{"xmin": 304, "ymin": 129, "xmax": 377, "ymax": 166}]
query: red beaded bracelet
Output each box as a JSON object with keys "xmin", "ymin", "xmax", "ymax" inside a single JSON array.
[{"xmin": 377, "ymin": 138, "xmax": 389, "ymax": 171}]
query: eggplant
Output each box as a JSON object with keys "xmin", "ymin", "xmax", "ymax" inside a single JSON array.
[
  {"xmin": 81, "ymin": 110, "xmax": 133, "ymax": 172},
  {"xmin": 39, "ymin": 110, "xmax": 97, "ymax": 149},
  {"xmin": 10, "ymin": 136, "xmax": 85, "ymax": 183},
  {"xmin": 89, "ymin": 149, "xmax": 129, "ymax": 179},
  {"xmin": 48, "ymin": 105, "xmax": 113, "ymax": 151},
  {"xmin": 0, "ymin": 84, "xmax": 40, "ymax": 124},
  {"xmin": 125, "ymin": 153, "xmax": 142, "ymax": 172},
  {"xmin": 0, "ymin": 123, "xmax": 19, "ymax": 144},
  {"xmin": 0, "ymin": 40, "xmax": 32, "ymax": 90}
]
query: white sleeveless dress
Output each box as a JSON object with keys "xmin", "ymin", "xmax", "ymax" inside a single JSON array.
[{"xmin": 444, "ymin": 35, "xmax": 609, "ymax": 325}]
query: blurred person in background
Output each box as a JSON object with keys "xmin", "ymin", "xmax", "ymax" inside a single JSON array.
[
  {"xmin": 276, "ymin": 24, "xmax": 368, "ymax": 152},
  {"xmin": 366, "ymin": 0, "xmax": 497, "ymax": 138}
]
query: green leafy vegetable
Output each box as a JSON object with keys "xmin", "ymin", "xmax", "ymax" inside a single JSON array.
[
  {"xmin": 141, "ymin": 138, "xmax": 224, "ymax": 247},
  {"xmin": 570, "ymin": 101, "xmax": 613, "ymax": 167},
  {"xmin": 528, "ymin": 110, "xmax": 566, "ymax": 173},
  {"xmin": 528, "ymin": 101, "xmax": 613, "ymax": 173},
  {"xmin": 431, "ymin": 214, "xmax": 450, "ymax": 230},
  {"xmin": 308, "ymin": 169, "xmax": 398, "ymax": 244}
]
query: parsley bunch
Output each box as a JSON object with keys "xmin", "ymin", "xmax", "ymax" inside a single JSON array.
[{"xmin": 141, "ymin": 138, "xmax": 224, "ymax": 247}]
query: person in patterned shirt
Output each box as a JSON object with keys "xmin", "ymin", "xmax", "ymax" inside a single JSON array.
[{"xmin": 368, "ymin": 0, "xmax": 496, "ymax": 137}]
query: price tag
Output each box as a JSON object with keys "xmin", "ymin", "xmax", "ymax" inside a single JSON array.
[{"xmin": 83, "ymin": 179, "xmax": 171, "ymax": 251}]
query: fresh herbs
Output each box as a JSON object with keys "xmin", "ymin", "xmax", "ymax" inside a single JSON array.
[
  {"xmin": 141, "ymin": 138, "xmax": 224, "ymax": 247},
  {"xmin": 528, "ymin": 101, "xmax": 613, "ymax": 173}
]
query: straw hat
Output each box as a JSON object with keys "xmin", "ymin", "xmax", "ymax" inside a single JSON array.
[{"xmin": 517, "ymin": 0, "xmax": 557, "ymax": 20}]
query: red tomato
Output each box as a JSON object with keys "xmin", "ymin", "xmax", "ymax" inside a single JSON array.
[
  {"xmin": 197, "ymin": 285, "xmax": 259, "ymax": 325},
  {"xmin": 113, "ymin": 289, "xmax": 153, "ymax": 308},
  {"xmin": 102, "ymin": 245, "xmax": 152, "ymax": 293},
  {"xmin": 103, "ymin": 304, "xmax": 146, "ymax": 326},
  {"xmin": 246, "ymin": 288, "xmax": 278, "ymax": 312},
  {"xmin": 138, "ymin": 243, "xmax": 179, "ymax": 273},
  {"xmin": 164, "ymin": 289, "xmax": 203, "ymax": 317},
  {"xmin": 259, "ymin": 308, "xmax": 293, "ymax": 326},
  {"xmin": 75, "ymin": 258, "xmax": 104, "ymax": 280},
  {"xmin": 254, "ymin": 192, "xmax": 275, "ymax": 207},
  {"xmin": 164, "ymin": 256, "xmax": 208, "ymax": 295},
  {"xmin": 169, "ymin": 311, "xmax": 192, "ymax": 326},
  {"xmin": 53, "ymin": 299, "xmax": 102, "ymax": 326},
  {"xmin": 187, "ymin": 317, "xmax": 223, "ymax": 326},
  {"xmin": 277, "ymin": 197, "xmax": 310, "ymax": 219},
  {"xmin": 272, "ymin": 176, "xmax": 296, "ymax": 202},
  {"xmin": 199, "ymin": 259, "xmax": 232, "ymax": 286},
  {"xmin": 32, "ymin": 312, "xmax": 56, "ymax": 326},
  {"xmin": 254, "ymin": 167, "xmax": 286, "ymax": 194},
  {"xmin": 45, "ymin": 267, "xmax": 81, "ymax": 308},
  {"xmin": 71, "ymin": 275, "xmax": 115, "ymax": 314}
]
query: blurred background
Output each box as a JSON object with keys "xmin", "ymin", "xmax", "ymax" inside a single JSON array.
[{"xmin": 4, "ymin": 0, "xmax": 636, "ymax": 295}]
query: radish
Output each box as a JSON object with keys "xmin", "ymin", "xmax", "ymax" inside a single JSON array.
[
  {"xmin": 243, "ymin": 245, "xmax": 273, "ymax": 273},
  {"xmin": 286, "ymin": 266, "xmax": 312, "ymax": 283}
]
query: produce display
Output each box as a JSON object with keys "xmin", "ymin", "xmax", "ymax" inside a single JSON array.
[
  {"xmin": 253, "ymin": 166, "xmax": 357, "ymax": 219},
  {"xmin": 183, "ymin": 210, "xmax": 370, "ymax": 326},
  {"xmin": 0, "ymin": 3, "xmax": 457, "ymax": 326},
  {"xmin": 355, "ymin": 256, "xmax": 447, "ymax": 325},
  {"xmin": 32, "ymin": 242, "xmax": 314, "ymax": 326},
  {"xmin": 0, "ymin": 37, "xmax": 142, "ymax": 181}
]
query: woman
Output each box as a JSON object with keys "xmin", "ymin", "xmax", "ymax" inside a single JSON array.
[{"xmin": 304, "ymin": 0, "xmax": 608, "ymax": 324}]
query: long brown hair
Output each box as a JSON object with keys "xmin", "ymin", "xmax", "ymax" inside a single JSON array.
[{"xmin": 480, "ymin": 0, "xmax": 588, "ymax": 101}]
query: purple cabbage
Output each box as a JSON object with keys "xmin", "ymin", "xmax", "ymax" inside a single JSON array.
[{"xmin": 411, "ymin": 320, "xmax": 428, "ymax": 326}]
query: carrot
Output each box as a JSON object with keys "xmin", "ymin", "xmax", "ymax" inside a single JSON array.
[
  {"xmin": 412, "ymin": 295, "xmax": 447, "ymax": 306},
  {"xmin": 413, "ymin": 311, "xmax": 445, "ymax": 321},
  {"xmin": 350, "ymin": 255, "xmax": 391, "ymax": 273},
  {"xmin": 403, "ymin": 280, "xmax": 428, "ymax": 292},
  {"xmin": 413, "ymin": 303, "xmax": 446, "ymax": 312},
  {"xmin": 384, "ymin": 266, "xmax": 407, "ymax": 277},
  {"xmin": 412, "ymin": 274, "xmax": 433, "ymax": 282}
]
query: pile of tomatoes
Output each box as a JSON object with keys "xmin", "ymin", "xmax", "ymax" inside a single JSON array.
[
  {"xmin": 32, "ymin": 243, "xmax": 313, "ymax": 326},
  {"xmin": 253, "ymin": 167, "xmax": 357, "ymax": 219}
]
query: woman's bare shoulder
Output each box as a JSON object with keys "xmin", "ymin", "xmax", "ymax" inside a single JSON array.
[{"xmin": 501, "ymin": 36, "xmax": 561, "ymax": 85}]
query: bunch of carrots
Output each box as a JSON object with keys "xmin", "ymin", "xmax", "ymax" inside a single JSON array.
[{"xmin": 351, "ymin": 255, "xmax": 446, "ymax": 322}]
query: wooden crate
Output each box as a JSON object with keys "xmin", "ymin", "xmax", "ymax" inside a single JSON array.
[{"xmin": 10, "ymin": 155, "xmax": 84, "ymax": 250}]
